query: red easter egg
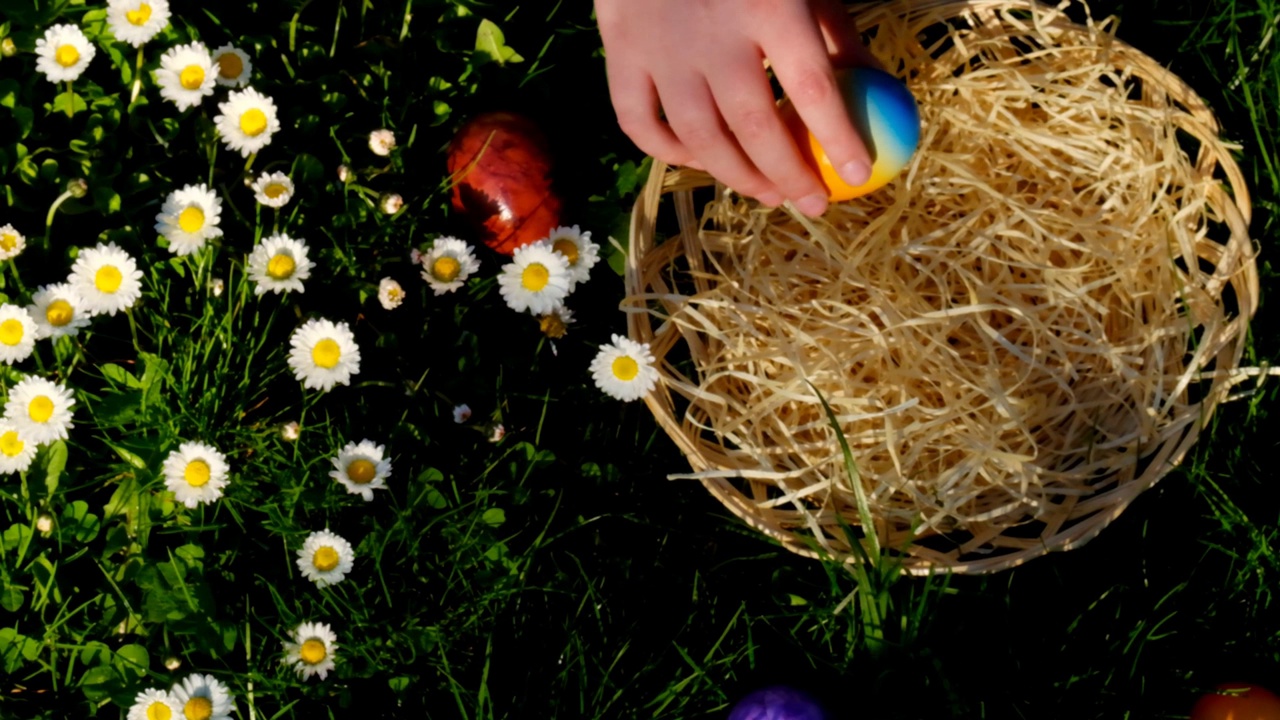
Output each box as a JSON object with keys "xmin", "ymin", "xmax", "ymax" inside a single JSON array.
[
  {"xmin": 447, "ymin": 112, "xmax": 561, "ymax": 255},
  {"xmin": 1191, "ymin": 683, "xmax": 1280, "ymax": 720}
]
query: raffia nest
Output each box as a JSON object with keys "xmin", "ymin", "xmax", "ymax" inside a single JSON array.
[{"xmin": 623, "ymin": 0, "xmax": 1260, "ymax": 574}]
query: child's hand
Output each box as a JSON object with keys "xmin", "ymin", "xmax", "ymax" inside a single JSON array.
[{"xmin": 595, "ymin": 0, "xmax": 877, "ymax": 217}]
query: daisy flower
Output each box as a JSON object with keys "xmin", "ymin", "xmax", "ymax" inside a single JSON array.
[
  {"xmin": 170, "ymin": 674, "xmax": 233, "ymax": 720},
  {"xmin": 288, "ymin": 319, "xmax": 360, "ymax": 392},
  {"xmin": 377, "ymin": 277, "xmax": 405, "ymax": 310},
  {"xmin": 35, "ymin": 24, "xmax": 95, "ymax": 83},
  {"xmin": 4, "ymin": 376, "xmax": 74, "ymax": 444},
  {"xmin": 538, "ymin": 305, "xmax": 574, "ymax": 340},
  {"xmin": 498, "ymin": 242, "xmax": 571, "ymax": 315},
  {"xmin": 419, "ymin": 237, "xmax": 480, "ymax": 295},
  {"xmin": 329, "ymin": 439, "xmax": 390, "ymax": 501},
  {"xmin": 368, "ymin": 129, "xmax": 396, "ymax": 156},
  {"xmin": 210, "ymin": 44, "xmax": 251, "ymax": 87},
  {"xmin": 155, "ymin": 42, "xmax": 215, "ymax": 111},
  {"xmin": 250, "ymin": 171, "xmax": 293, "ymax": 208},
  {"xmin": 126, "ymin": 688, "xmax": 181, "ymax": 720},
  {"xmin": 590, "ymin": 334, "xmax": 660, "ymax": 402},
  {"xmin": 0, "ymin": 305, "xmax": 37, "ymax": 365},
  {"xmin": 27, "ymin": 284, "xmax": 90, "ymax": 340},
  {"xmin": 379, "ymin": 193, "xmax": 403, "ymax": 215},
  {"xmin": 0, "ymin": 224, "xmax": 26, "ymax": 261},
  {"xmin": 546, "ymin": 226, "xmax": 600, "ymax": 288},
  {"xmin": 281, "ymin": 622, "xmax": 339, "ymax": 681},
  {"xmin": 161, "ymin": 441, "xmax": 230, "ymax": 508},
  {"xmin": 452, "ymin": 404, "xmax": 471, "ymax": 424},
  {"xmin": 68, "ymin": 242, "xmax": 143, "ymax": 316},
  {"xmin": 295, "ymin": 530, "xmax": 355, "ymax": 587},
  {"xmin": 155, "ymin": 183, "xmax": 222, "ymax": 256},
  {"xmin": 248, "ymin": 234, "xmax": 313, "ymax": 295},
  {"xmin": 214, "ymin": 88, "xmax": 280, "ymax": 157},
  {"xmin": 107, "ymin": 0, "xmax": 171, "ymax": 48},
  {"xmin": 0, "ymin": 421, "xmax": 38, "ymax": 475}
]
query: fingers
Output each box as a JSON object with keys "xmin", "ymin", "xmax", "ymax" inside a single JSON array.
[
  {"xmin": 810, "ymin": 0, "xmax": 882, "ymax": 70},
  {"xmin": 604, "ymin": 63, "xmax": 694, "ymax": 168}
]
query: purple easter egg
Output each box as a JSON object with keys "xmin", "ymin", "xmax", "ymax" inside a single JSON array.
[{"xmin": 727, "ymin": 686, "xmax": 827, "ymax": 720}]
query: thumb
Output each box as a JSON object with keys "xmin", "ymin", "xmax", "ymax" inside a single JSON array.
[{"xmin": 811, "ymin": 0, "xmax": 883, "ymax": 70}]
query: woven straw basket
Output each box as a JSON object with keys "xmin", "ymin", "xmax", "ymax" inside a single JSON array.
[{"xmin": 622, "ymin": 0, "xmax": 1259, "ymax": 574}]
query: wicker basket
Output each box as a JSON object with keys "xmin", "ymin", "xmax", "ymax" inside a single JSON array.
[{"xmin": 622, "ymin": 0, "xmax": 1259, "ymax": 574}]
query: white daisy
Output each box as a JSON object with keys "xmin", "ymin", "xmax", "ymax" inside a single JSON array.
[
  {"xmin": 546, "ymin": 226, "xmax": 600, "ymax": 288},
  {"xmin": 0, "ymin": 224, "xmax": 26, "ymax": 261},
  {"xmin": 68, "ymin": 242, "xmax": 143, "ymax": 316},
  {"xmin": 281, "ymin": 622, "xmax": 339, "ymax": 681},
  {"xmin": 161, "ymin": 441, "xmax": 230, "ymax": 508},
  {"xmin": 0, "ymin": 421, "xmax": 38, "ymax": 475},
  {"xmin": 452, "ymin": 404, "xmax": 471, "ymax": 424},
  {"xmin": 214, "ymin": 88, "xmax": 280, "ymax": 157},
  {"xmin": 155, "ymin": 183, "xmax": 222, "ymax": 256},
  {"xmin": 368, "ymin": 128, "xmax": 396, "ymax": 156},
  {"xmin": 498, "ymin": 242, "xmax": 571, "ymax": 315},
  {"xmin": 250, "ymin": 171, "xmax": 293, "ymax": 208},
  {"xmin": 329, "ymin": 439, "xmax": 390, "ymax": 501},
  {"xmin": 35, "ymin": 24, "xmax": 95, "ymax": 83},
  {"xmin": 3, "ymin": 376, "xmax": 75, "ymax": 445},
  {"xmin": 590, "ymin": 334, "xmax": 660, "ymax": 402},
  {"xmin": 27, "ymin": 284, "xmax": 90, "ymax": 340},
  {"xmin": 170, "ymin": 674, "xmax": 233, "ymax": 720},
  {"xmin": 287, "ymin": 319, "xmax": 360, "ymax": 392},
  {"xmin": 377, "ymin": 277, "xmax": 405, "ymax": 310},
  {"xmin": 107, "ymin": 0, "xmax": 171, "ymax": 48},
  {"xmin": 295, "ymin": 530, "xmax": 355, "ymax": 587},
  {"xmin": 419, "ymin": 237, "xmax": 480, "ymax": 295},
  {"xmin": 210, "ymin": 44, "xmax": 251, "ymax": 87},
  {"xmin": 379, "ymin": 193, "xmax": 403, "ymax": 215},
  {"xmin": 127, "ymin": 688, "xmax": 181, "ymax": 720},
  {"xmin": 155, "ymin": 42, "xmax": 215, "ymax": 111},
  {"xmin": 538, "ymin": 305, "xmax": 574, "ymax": 339},
  {"xmin": 248, "ymin": 234, "xmax": 313, "ymax": 295},
  {"xmin": 0, "ymin": 305, "xmax": 36, "ymax": 365}
]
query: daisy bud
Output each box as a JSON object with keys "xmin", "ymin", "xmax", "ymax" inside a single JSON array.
[
  {"xmin": 452, "ymin": 404, "xmax": 471, "ymax": 424},
  {"xmin": 337, "ymin": 165, "xmax": 352, "ymax": 183},
  {"xmin": 36, "ymin": 513, "xmax": 53, "ymax": 534},
  {"xmin": 1, "ymin": 38, "xmax": 16, "ymax": 59},
  {"xmin": 66, "ymin": 178, "xmax": 89, "ymax": 199},
  {"xmin": 208, "ymin": 278, "xmax": 225, "ymax": 297},
  {"xmin": 281, "ymin": 421, "xmax": 300, "ymax": 441},
  {"xmin": 377, "ymin": 277, "xmax": 405, "ymax": 310},
  {"xmin": 164, "ymin": 656, "xmax": 182, "ymax": 671},
  {"xmin": 368, "ymin": 128, "xmax": 396, "ymax": 156},
  {"xmin": 487, "ymin": 423, "xmax": 505, "ymax": 443},
  {"xmin": 380, "ymin": 193, "xmax": 403, "ymax": 215}
]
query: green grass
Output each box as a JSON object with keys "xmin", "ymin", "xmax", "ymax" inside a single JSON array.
[{"xmin": 1, "ymin": 0, "xmax": 1279, "ymax": 718}]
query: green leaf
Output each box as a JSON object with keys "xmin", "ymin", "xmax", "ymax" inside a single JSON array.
[
  {"xmin": 80, "ymin": 641, "xmax": 112, "ymax": 667},
  {"xmin": 1, "ymin": 523, "xmax": 31, "ymax": 553},
  {"xmin": 43, "ymin": 440, "xmax": 68, "ymax": 497},
  {"xmin": 114, "ymin": 644, "xmax": 148, "ymax": 677},
  {"xmin": 79, "ymin": 664, "xmax": 121, "ymax": 702},
  {"xmin": 0, "ymin": 585, "xmax": 23, "ymax": 612},
  {"xmin": 108, "ymin": 442, "xmax": 147, "ymax": 470},
  {"xmin": 101, "ymin": 363, "xmax": 142, "ymax": 388},
  {"xmin": 474, "ymin": 19, "xmax": 524, "ymax": 66},
  {"xmin": 482, "ymin": 507, "xmax": 506, "ymax": 526},
  {"xmin": 50, "ymin": 90, "xmax": 89, "ymax": 116}
]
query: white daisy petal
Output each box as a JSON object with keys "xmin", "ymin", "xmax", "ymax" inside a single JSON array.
[
  {"xmin": 35, "ymin": 24, "xmax": 95, "ymax": 83},
  {"xmin": 590, "ymin": 334, "xmax": 659, "ymax": 402},
  {"xmin": 0, "ymin": 421, "xmax": 38, "ymax": 475},
  {"xmin": 155, "ymin": 42, "xmax": 216, "ymax": 111},
  {"xmin": 68, "ymin": 242, "xmax": 143, "ymax": 316},
  {"xmin": 27, "ymin": 284, "xmax": 91, "ymax": 340},
  {"xmin": 161, "ymin": 441, "xmax": 230, "ymax": 509},
  {"xmin": 0, "ymin": 305, "xmax": 37, "ymax": 365},
  {"xmin": 170, "ymin": 674, "xmax": 234, "ymax": 720},
  {"xmin": 210, "ymin": 44, "xmax": 251, "ymax": 87},
  {"xmin": 287, "ymin": 319, "xmax": 360, "ymax": 392},
  {"xmin": 127, "ymin": 688, "xmax": 181, "ymax": 720},
  {"xmin": 0, "ymin": 224, "xmax": 27, "ymax": 261},
  {"xmin": 248, "ymin": 234, "xmax": 313, "ymax": 295},
  {"xmin": 107, "ymin": 0, "xmax": 171, "ymax": 48},
  {"xmin": 498, "ymin": 242, "xmax": 572, "ymax": 315},
  {"xmin": 419, "ymin": 236, "xmax": 481, "ymax": 296},
  {"xmin": 155, "ymin": 183, "xmax": 222, "ymax": 256},
  {"xmin": 281, "ymin": 622, "xmax": 339, "ymax": 681},
  {"xmin": 250, "ymin": 171, "xmax": 294, "ymax": 208},
  {"xmin": 3, "ymin": 376, "xmax": 75, "ymax": 444},
  {"xmin": 377, "ymin": 277, "xmax": 405, "ymax": 310},
  {"xmin": 328, "ymin": 439, "xmax": 390, "ymax": 501},
  {"xmin": 295, "ymin": 530, "xmax": 355, "ymax": 587},
  {"xmin": 546, "ymin": 225, "xmax": 600, "ymax": 289},
  {"xmin": 214, "ymin": 88, "xmax": 280, "ymax": 157},
  {"xmin": 368, "ymin": 129, "xmax": 396, "ymax": 156}
]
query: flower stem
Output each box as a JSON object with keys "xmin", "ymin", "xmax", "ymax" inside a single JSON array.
[
  {"xmin": 64, "ymin": 82, "xmax": 74, "ymax": 118},
  {"xmin": 243, "ymin": 152, "xmax": 258, "ymax": 177},
  {"xmin": 44, "ymin": 190, "xmax": 76, "ymax": 247},
  {"xmin": 129, "ymin": 46, "xmax": 145, "ymax": 105}
]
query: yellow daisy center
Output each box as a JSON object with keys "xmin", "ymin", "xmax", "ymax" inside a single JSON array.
[
  {"xmin": 311, "ymin": 338, "xmax": 340, "ymax": 369},
  {"xmin": 239, "ymin": 108, "xmax": 268, "ymax": 136},
  {"xmin": 0, "ymin": 431, "xmax": 24, "ymax": 458},
  {"xmin": 28, "ymin": 396, "xmax": 55, "ymax": 424},
  {"xmin": 552, "ymin": 238, "xmax": 579, "ymax": 266},
  {"xmin": 263, "ymin": 182, "xmax": 287, "ymax": 199},
  {"xmin": 184, "ymin": 459, "xmax": 211, "ymax": 487},
  {"xmin": 266, "ymin": 253, "xmax": 295, "ymax": 280},
  {"xmin": 217, "ymin": 52, "xmax": 243, "ymax": 80},
  {"xmin": 178, "ymin": 206, "xmax": 205, "ymax": 234},
  {"xmin": 0, "ymin": 319, "xmax": 24, "ymax": 346},
  {"xmin": 611, "ymin": 356, "xmax": 640, "ymax": 382},
  {"xmin": 95, "ymin": 265, "xmax": 123, "ymax": 293},
  {"xmin": 539, "ymin": 313, "xmax": 567, "ymax": 339},
  {"xmin": 55, "ymin": 44, "xmax": 79, "ymax": 68},
  {"xmin": 0, "ymin": 233, "xmax": 17, "ymax": 251},
  {"xmin": 127, "ymin": 3, "xmax": 153, "ymax": 26},
  {"xmin": 346, "ymin": 459, "xmax": 376, "ymax": 484},
  {"xmin": 145, "ymin": 700, "xmax": 171, "ymax": 720},
  {"xmin": 431, "ymin": 256, "xmax": 461, "ymax": 283},
  {"xmin": 300, "ymin": 639, "xmax": 327, "ymax": 665},
  {"xmin": 46, "ymin": 299, "xmax": 74, "ymax": 327},
  {"xmin": 179, "ymin": 65, "xmax": 205, "ymax": 91},
  {"xmin": 183, "ymin": 696, "xmax": 212, "ymax": 720},
  {"xmin": 521, "ymin": 263, "xmax": 550, "ymax": 292},
  {"xmin": 312, "ymin": 546, "xmax": 339, "ymax": 572}
]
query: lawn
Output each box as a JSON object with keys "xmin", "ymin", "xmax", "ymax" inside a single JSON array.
[{"xmin": 1, "ymin": 0, "xmax": 1278, "ymax": 718}]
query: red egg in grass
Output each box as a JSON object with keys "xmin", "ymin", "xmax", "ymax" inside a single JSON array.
[
  {"xmin": 447, "ymin": 112, "xmax": 562, "ymax": 256},
  {"xmin": 1191, "ymin": 683, "xmax": 1280, "ymax": 720}
]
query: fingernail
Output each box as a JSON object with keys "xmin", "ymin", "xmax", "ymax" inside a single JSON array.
[
  {"xmin": 756, "ymin": 191, "xmax": 783, "ymax": 207},
  {"xmin": 838, "ymin": 160, "xmax": 872, "ymax": 187},
  {"xmin": 795, "ymin": 194, "xmax": 828, "ymax": 217}
]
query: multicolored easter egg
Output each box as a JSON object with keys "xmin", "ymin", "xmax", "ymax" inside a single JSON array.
[{"xmin": 727, "ymin": 685, "xmax": 827, "ymax": 720}]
